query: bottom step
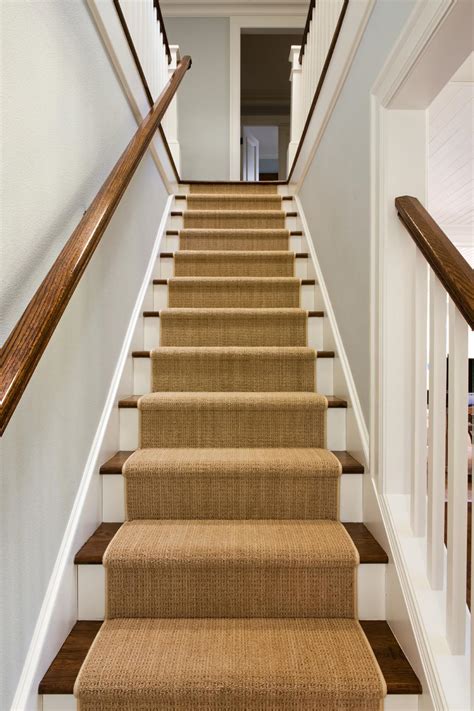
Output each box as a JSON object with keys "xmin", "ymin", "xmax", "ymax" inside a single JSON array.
[{"xmin": 40, "ymin": 620, "xmax": 421, "ymax": 710}]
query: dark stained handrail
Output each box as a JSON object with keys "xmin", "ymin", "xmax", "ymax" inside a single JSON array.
[{"xmin": 396, "ymin": 196, "xmax": 474, "ymax": 329}]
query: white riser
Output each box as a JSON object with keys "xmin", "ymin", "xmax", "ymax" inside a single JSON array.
[
  {"xmin": 152, "ymin": 283, "xmax": 315, "ymax": 311},
  {"xmin": 41, "ymin": 694, "xmax": 419, "ymax": 710},
  {"xmin": 119, "ymin": 406, "xmax": 346, "ymax": 452},
  {"xmin": 159, "ymin": 257, "xmax": 308, "ymax": 279},
  {"xmin": 133, "ymin": 355, "xmax": 334, "ymax": 396},
  {"xmin": 168, "ymin": 215, "xmax": 301, "ymax": 231},
  {"xmin": 101, "ymin": 472, "xmax": 363, "ymax": 524},
  {"xmin": 76, "ymin": 560, "xmax": 385, "ymax": 622},
  {"xmin": 143, "ymin": 313, "xmax": 325, "ymax": 351},
  {"xmin": 165, "ymin": 234, "xmax": 304, "ymax": 252}
]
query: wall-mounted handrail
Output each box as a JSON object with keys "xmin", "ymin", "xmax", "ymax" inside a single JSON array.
[
  {"xmin": 287, "ymin": 0, "xmax": 348, "ymax": 182},
  {"xmin": 0, "ymin": 56, "xmax": 191, "ymax": 436},
  {"xmin": 395, "ymin": 196, "xmax": 474, "ymax": 329},
  {"xmin": 298, "ymin": 0, "xmax": 315, "ymax": 64},
  {"xmin": 153, "ymin": 0, "xmax": 172, "ymax": 65}
]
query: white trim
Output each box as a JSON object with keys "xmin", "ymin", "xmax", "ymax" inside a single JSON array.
[
  {"xmin": 11, "ymin": 196, "xmax": 173, "ymax": 711},
  {"xmin": 290, "ymin": 0, "xmax": 376, "ymax": 191},
  {"xmin": 295, "ymin": 195, "xmax": 369, "ymax": 465},
  {"xmin": 229, "ymin": 15, "xmax": 306, "ymax": 180}
]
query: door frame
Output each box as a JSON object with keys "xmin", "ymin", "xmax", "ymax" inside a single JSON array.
[{"xmin": 229, "ymin": 15, "xmax": 305, "ymax": 180}]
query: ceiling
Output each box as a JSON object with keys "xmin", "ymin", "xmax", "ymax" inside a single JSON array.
[
  {"xmin": 161, "ymin": 0, "xmax": 309, "ymax": 16},
  {"xmin": 428, "ymin": 53, "xmax": 474, "ymax": 266}
]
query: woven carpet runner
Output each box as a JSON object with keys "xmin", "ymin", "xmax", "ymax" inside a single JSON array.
[{"xmin": 75, "ymin": 183, "xmax": 386, "ymax": 710}]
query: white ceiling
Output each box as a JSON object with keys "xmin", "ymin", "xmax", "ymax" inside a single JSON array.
[
  {"xmin": 428, "ymin": 53, "xmax": 474, "ymax": 266},
  {"xmin": 161, "ymin": 0, "xmax": 308, "ymax": 16}
]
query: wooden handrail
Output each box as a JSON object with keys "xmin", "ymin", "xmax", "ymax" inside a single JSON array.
[
  {"xmin": 396, "ymin": 196, "xmax": 474, "ymax": 329},
  {"xmin": 298, "ymin": 0, "xmax": 315, "ymax": 64},
  {"xmin": 0, "ymin": 56, "xmax": 191, "ymax": 436},
  {"xmin": 153, "ymin": 0, "xmax": 172, "ymax": 65}
]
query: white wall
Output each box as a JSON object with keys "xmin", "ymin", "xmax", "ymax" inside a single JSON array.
[
  {"xmin": 0, "ymin": 2, "xmax": 169, "ymax": 707},
  {"xmin": 164, "ymin": 17, "xmax": 230, "ymax": 180},
  {"xmin": 298, "ymin": 0, "xmax": 416, "ymax": 424}
]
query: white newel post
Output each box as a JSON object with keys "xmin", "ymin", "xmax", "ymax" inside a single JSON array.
[
  {"xmin": 287, "ymin": 46, "xmax": 303, "ymax": 173},
  {"xmin": 162, "ymin": 44, "xmax": 181, "ymax": 173}
]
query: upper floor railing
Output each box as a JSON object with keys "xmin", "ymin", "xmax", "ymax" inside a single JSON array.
[
  {"xmin": 395, "ymin": 195, "xmax": 473, "ymax": 656},
  {"xmin": 287, "ymin": 0, "xmax": 348, "ymax": 177},
  {"xmin": 0, "ymin": 1, "xmax": 191, "ymax": 435}
]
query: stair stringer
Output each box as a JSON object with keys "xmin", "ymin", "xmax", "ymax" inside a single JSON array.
[{"xmin": 295, "ymin": 194, "xmax": 432, "ymax": 709}]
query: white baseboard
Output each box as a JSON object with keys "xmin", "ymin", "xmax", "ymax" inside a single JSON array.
[{"xmin": 11, "ymin": 195, "xmax": 173, "ymax": 711}]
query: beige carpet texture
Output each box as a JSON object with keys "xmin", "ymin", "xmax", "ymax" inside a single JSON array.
[
  {"xmin": 179, "ymin": 228, "xmax": 290, "ymax": 251},
  {"xmin": 173, "ymin": 250, "xmax": 295, "ymax": 276},
  {"xmin": 75, "ymin": 183, "xmax": 386, "ymax": 710},
  {"xmin": 150, "ymin": 347, "xmax": 316, "ymax": 392}
]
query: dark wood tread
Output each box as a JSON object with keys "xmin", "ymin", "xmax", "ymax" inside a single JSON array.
[
  {"xmin": 131, "ymin": 349, "xmax": 334, "ymax": 358},
  {"xmin": 143, "ymin": 310, "xmax": 325, "ymax": 317},
  {"xmin": 99, "ymin": 450, "xmax": 364, "ymax": 476},
  {"xmin": 160, "ymin": 252, "xmax": 309, "ymax": 258},
  {"xmin": 174, "ymin": 195, "xmax": 293, "ymax": 201},
  {"xmin": 74, "ymin": 522, "xmax": 387, "ymax": 565},
  {"xmin": 118, "ymin": 394, "xmax": 346, "ymax": 408},
  {"xmin": 38, "ymin": 619, "xmax": 421, "ymax": 695},
  {"xmin": 165, "ymin": 230, "xmax": 303, "ymax": 236},
  {"xmin": 170, "ymin": 211, "xmax": 297, "ymax": 218},
  {"xmin": 153, "ymin": 278, "xmax": 316, "ymax": 285}
]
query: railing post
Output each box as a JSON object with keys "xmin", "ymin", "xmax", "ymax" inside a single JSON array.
[
  {"xmin": 446, "ymin": 300, "xmax": 469, "ymax": 653},
  {"xmin": 162, "ymin": 45, "xmax": 181, "ymax": 173},
  {"xmin": 427, "ymin": 272, "xmax": 447, "ymax": 588},
  {"xmin": 411, "ymin": 249, "xmax": 428, "ymax": 536},
  {"xmin": 287, "ymin": 45, "xmax": 303, "ymax": 174}
]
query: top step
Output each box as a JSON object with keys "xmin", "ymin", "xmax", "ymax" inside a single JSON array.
[{"xmin": 188, "ymin": 182, "xmax": 279, "ymax": 195}]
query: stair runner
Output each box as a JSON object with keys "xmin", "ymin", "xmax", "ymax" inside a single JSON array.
[{"xmin": 75, "ymin": 184, "xmax": 386, "ymax": 710}]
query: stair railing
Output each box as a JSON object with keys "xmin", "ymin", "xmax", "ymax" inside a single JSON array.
[
  {"xmin": 0, "ymin": 2, "xmax": 191, "ymax": 436},
  {"xmin": 287, "ymin": 0, "xmax": 348, "ymax": 177},
  {"xmin": 395, "ymin": 196, "xmax": 473, "ymax": 655}
]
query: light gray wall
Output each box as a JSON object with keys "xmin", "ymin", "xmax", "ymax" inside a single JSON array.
[
  {"xmin": 0, "ymin": 2, "xmax": 168, "ymax": 707},
  {"xmin": 299, "ymin": 0, "xmax": 416, "ymax": 424},
  {"xmin": 165, "ymin": 17, "xmax": 230, "ymax": 180}
]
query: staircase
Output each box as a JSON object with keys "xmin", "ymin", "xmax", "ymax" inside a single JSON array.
[{"xmin": 39, "ymin": 183, "xmax": 421, "ymax": 710}]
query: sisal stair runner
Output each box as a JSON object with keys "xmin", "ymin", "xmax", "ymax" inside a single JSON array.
[{"xmin": 75, "ymin": 183, "xmax": 386, "ymax": 710}]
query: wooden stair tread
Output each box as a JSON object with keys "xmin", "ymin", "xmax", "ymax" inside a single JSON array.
[
  {"xmin": 153, "ymin": 278, "xmax": 316, "ymax": 285},
  {"xmin": 143, "ymin": 310, "xmax": 325, "ymax": 317},
  {"xmin": 160, "ymin": 252, "xmax": 309, "ymax": 258},
  {"xmin": 165, "ymin": 230, "xmax": 303, "ymax": 236},
  {"xmin": 74, "ymin": 521, "xmax": 386, "ymax": 565},
  {"xmin": 118, "ymin": 393, "xmax": 346, "ymax": 408},
  {"xmin": 170, "ymin": 211, "xmax": 297, "ymax": 217},
  {"xmin": 131, "ymin": 349, "xmax": 334, "ymax": 358},
  {"xmin": 99, "ymin": 450, "xmax": 364, "ymax": 476},
  {"xmin": 38, "ymin": 620, "xmax": 421, "ymax": 695}
]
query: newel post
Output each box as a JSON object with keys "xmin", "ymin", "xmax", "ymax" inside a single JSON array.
[
  {"xmin": 162, "ymin": 44, "xmax": 181, "ymax": 173},
  {"xmin": 287, "ymin": 45, "xmax": 303, "ymax": 173}
]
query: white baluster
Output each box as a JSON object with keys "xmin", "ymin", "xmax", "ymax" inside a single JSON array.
[
  {"xmin": 162, "ymin": 45, "xmax": 181, "ymax": 172},
  {"xmin": 288, "ymin": 46, "xmax": 303, "ymax": 171},
  {"xmin": 427, "ymin": 272, "xmax": 447, "ymax": 588},
  {"xmin": 411, "ymin": 250, "xmax": 428, "ymax": 535},
  {"xmin": 446, "ymin": 300, "xmax": 469, "ymax": 653}
]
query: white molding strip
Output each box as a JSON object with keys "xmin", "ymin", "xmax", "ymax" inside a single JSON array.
[
  {"xmin": 290, "ymin": 0, "xmax": 376, "ymax": 191},
  {"xmin": 229, "ymin": 14, "xmax": 306, "ymax": 180},
  {"xmin": 295, "ymin": 195, "xmax": 369, "ymax": 464},
  {"xmin": 12, "ymin": 195, "xmax": 173, "ymax": 711}
]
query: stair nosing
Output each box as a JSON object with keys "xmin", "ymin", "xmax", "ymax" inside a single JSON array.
[
  {"xmin": 99, "ymin": 450, "xmax": 364, "ymax": 476},
  {"xmin": 142, "ymin": 309, "xmax": 325, "ymax": 317},
  {"xmin": 131, "ymin": 349, "xmax": 334, "ymax": 358},
  {"xmin": 74, "ymin": 521, "xmax": 388, "ymax": 566},
  {"xmin": 153, "ymin": 278, "xmax": 316, "ymax": 285},
  {"xmin": 160, "ymin": 252, "xmax": 309, "ymax": 258},
  {"xmin": 118, "ymin": 393, "xmax": 345, "ymax": 408},
  {"xmin": 38, "ymin": 619, "xmax": 422, "ymax": 696}
]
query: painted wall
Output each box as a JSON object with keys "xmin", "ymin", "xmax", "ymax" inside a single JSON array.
[
  {"xmin": 0, "ymin": 2, "xmax": 168, "ymax": 707},
  {"xmin": 298, "ymin": 0, "xmax": 416, "ymax": 424},
  {"xmin": 165, "ymin": 17, "xmax": 230, "ymax": 180}
]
